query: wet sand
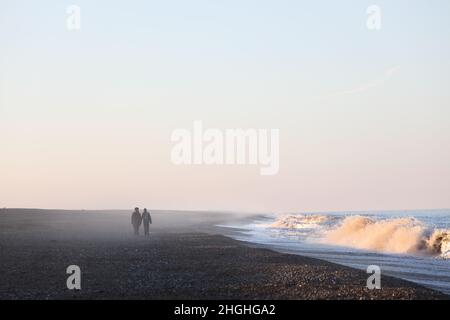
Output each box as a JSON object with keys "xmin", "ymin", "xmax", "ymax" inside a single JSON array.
[{"xmin": 0, "ymin": 209, "xmax": 447, "ymax": 299}]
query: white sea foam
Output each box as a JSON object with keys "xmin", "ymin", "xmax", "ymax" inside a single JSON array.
[
  {"xmin": 427, "ymin": 229, "xmax": 450, "ymax": 258},
  {"xmin": 269, "ymin": 214, "xmax": 450, "ymax": 258},
  {"xmin": 322, "ymin": 215, "xmax": 450, "ymax": 258},
  {"xmin": 270, "ymin": 214, "xmax": 328, "ymax": 229}
]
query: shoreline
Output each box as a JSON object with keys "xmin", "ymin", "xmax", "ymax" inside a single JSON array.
[{"xmin": 0, "ymin": 209, "xmax": 448, "ymax": 300}]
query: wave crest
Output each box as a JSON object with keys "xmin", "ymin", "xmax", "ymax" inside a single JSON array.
[
  {"xmin": 427, "ymin": 229, "xmax": 450, "ymax": 258},
  {"xmin": 270, "ymin": 214, "xmax": 328, "ymax": 229}
]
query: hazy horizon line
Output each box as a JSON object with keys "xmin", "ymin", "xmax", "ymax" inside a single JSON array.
[{"xmin": 2, "ymin": 207, "xmax": 449, "ymax": 214}]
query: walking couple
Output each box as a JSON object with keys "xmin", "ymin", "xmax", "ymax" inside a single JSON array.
[{"xmin": 131, "ymin": 207, "xmax": 152, "ymax": 236}]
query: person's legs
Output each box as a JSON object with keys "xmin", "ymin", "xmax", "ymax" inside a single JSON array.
[{"xmin": 144, "ymin": 223, "xmax": 149, "ymax": 236}]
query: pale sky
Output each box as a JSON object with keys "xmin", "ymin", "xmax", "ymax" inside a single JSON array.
[{"xmin": 1, "ymin": 0, "xmax": 450, "ymax": 212}]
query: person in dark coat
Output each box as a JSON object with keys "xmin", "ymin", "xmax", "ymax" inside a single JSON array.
[
  {"xmin": 131, "ymin": 207, "xmax": 142, "ymax": 235},
  {"xmin": 142, "ymin": 208, "xmax": 152, "ymax": 236}
]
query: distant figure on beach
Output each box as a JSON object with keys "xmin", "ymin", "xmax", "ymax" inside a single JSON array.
[
  {"xmin": 131, "ymin": 207, "xmax": 142, "ymax": 235},
  {"xmin": 142, "ymin": 208, "xmax": 152, "ymax": 236}
]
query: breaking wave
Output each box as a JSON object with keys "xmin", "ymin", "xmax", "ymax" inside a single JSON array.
[
  {"xmin": 323, "ymin": 216, "xmax": 450, "ymax": 258},
  {"xmin": 269, "ymin": 214, "xmax": 450, "ymax": 258},
  {"xmin": 270, "ymin": 214, "xmax": 329, "ymax": 229}
]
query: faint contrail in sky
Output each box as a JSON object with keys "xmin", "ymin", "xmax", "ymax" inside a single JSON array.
[{"xmin": 334, "ymin": 65, "xmax": 401, "ymax": 96}]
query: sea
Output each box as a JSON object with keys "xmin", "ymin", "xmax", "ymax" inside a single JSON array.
[{"xmin": 219, "ymin": 209, "xmax": 450, "ymax": 295}]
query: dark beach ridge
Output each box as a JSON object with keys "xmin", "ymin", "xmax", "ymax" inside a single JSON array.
[{"xmin": 0, "ymin": 209, "xmax": 447, "ymax": 300}]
